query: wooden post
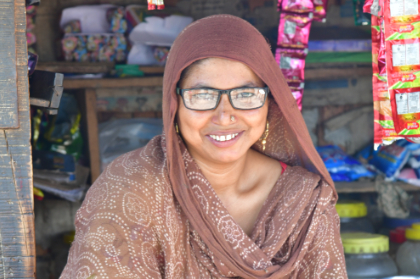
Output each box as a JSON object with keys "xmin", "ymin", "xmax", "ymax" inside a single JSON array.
[
  {"xmin": 84, "ymin": 89, "xmax": 101, "ymax": 183},
  {"xmin": 0, "ymin": 0, "xmax": 36, "ymax": 277}
]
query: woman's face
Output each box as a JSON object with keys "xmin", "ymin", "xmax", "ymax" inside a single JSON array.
[{"xmin": 177, "ymin": 58, "xmax": 269, "ymax": 165}]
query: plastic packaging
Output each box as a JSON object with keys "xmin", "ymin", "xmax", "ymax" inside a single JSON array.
[
  {"xmin": 280, "ymin": 0, "xmax": 314, "ymax": 13},
  {"xmin": 316, "ymin": 145, "xmax": 375, "ymax": 181},
  {"xmin": 288, "ymin": 82, "xmax": 304, "ymax": 111},
  {"xmin": 396, "ymin": 224, "xmax": 420, "ymax": 275},
  {"xmin": 368, "ymin": 142, "xmax": 410, "ymax": 178},
  {"xmin": 99, "ymin": 118, "xmax": 163, "ymax": 171},
  {"xmin": 342, "ymin": 232, "xmax": 398, "ymax": 278},
  {"xmin": 275, "ymin": 48, "xmax": 307, "ymax": 83},
  {"xmin": 278, "ymin": 12, "xmax": 312, "ymax": 49},
  {"xmin": 389, "ymin": 226, "xmax": 407, "ymax": 260},
  {"xmin": 336, "ymin": 201, "xmax": 375, "ymax": 233}
]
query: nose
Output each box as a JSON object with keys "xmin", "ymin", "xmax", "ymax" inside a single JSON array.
[{"xmin": 212, "ymin": 94, "xmax": 234, "ymax": 125}]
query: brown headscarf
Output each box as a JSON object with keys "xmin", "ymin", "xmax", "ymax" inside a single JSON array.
[{"xmin": 60, "ymin": 15, "xmax": 347, "ymax": 279}]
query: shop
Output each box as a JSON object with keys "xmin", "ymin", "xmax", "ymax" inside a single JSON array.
[{"xmin": 3, "ymin": 0, "xmax": 420, "ymax": 277}]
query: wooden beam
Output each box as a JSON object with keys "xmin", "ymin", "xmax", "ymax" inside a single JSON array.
[
  {"xmin": 305, "ymin": 66, "xmax": 372, "ymax": 80},
  {"xmin": 63, "ymin": 76, "xmax": 164, "ymax": 89},
  {"xmin": 0, "ymin": 0, "xmax": 36, "ymax": 277},
  {"xmin": 336, "ymin": 181, "xmax": 420, "ymax": 193},
  {"xmin": 36, "ymin": 61, "xmax": 115, "ymax": 73},
  {"xmin": 83, "ymin": 89, "xmax": 101, "ymax": 184},
  {"xmin": 36, "ymin": 62, "xmax": 165, "ymax": 75}
]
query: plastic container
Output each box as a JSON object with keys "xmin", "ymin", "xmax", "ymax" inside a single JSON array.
[
  {"xmin": 336, "ymin": 201, "xmax": 375, "ymax": 233},
  {"xmin": 389, "ymin": 227, "xmax": 407, "ymax": 261},
  {"xmin": 342, "ymin": 232, "xmax": 398, "ymax": 278},
  {"xmin": 396, "ymin": 224, "xmax": 420, "ymax": 275}
]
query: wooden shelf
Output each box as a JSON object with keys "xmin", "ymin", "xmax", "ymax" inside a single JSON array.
[
  {"xmin": 305, "ymin": 63, "xmax": 372, "ymax": 80},
  {"xmin": 36, "ymin": 61, "xmax": 165, "ymax": 75},
  {"xmin": 63, "ymin": 76, "xmax": 163, "ymax": 89},
  {"xmin": 336, "ymin": 181, "xmax": 420, "ymax": 193}
]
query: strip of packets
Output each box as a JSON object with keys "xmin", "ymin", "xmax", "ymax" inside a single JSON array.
[
  {"xmin": 148, "ymin": 0, "xmax": 165, "ymax": 10},
  {"xmin": 276, "ymin": 0, "xmax": 328, "ymax": 111},
  {"xmin": 365, "ymin": 0, "xmax": 420, "ymax": 147}
]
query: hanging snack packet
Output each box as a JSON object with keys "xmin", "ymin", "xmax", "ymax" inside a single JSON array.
[
  {"xmin": 313, "ymin": 1, "xmax": 327, "ymax": 22},
  {"xmin": 364, "ymin": 0, "xmax": 381, "ymax": 16},
  {"xmin": 278, "ymin": 12, "xmax": 312, "ymax": 49},
  {"xmin": 280, "ymin": 0, "xmax": 314, "ymax": 13},
  {"xmin": 288, "ymin": 82, "xmax": 304, "ymax": 110},
  {"xmin": 275, "ymin": 48, "xmax": 307, "ymax": 83}
]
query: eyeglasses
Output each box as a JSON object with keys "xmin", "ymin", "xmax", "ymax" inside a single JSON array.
[{"xmin": 176, "ymin": 87, "xmax": 269, "ymax": 111}]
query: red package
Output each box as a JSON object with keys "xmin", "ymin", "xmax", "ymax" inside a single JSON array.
[
  {"xmin": 275, "ymin": 48, "xmax": 307, "ymax": 83},
  {"xmin": 364, "ymin": 0, "xmax": 382, "ymax": 16},
  {"xmin": 390, "ymin": 86, "xmax": 420, "ymax": 134},
  {"xmin": 278, "ymin": 12, "xmax": 312, "ymax": 48},
  {"xmin": 386, "ymin": 38, "xmax": 420, "ymax": 86},
  {"xmin": 280, "ymin": 0, "xmax": 314, "ymax": 13}
]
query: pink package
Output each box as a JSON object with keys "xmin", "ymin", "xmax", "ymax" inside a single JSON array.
[
  {"xmin": 280, "ymin": 0, "xmax": 314, "ymax": 13},
  {"xmin": 275, "ymin": 48, "xmax": 307, "ymax": 83},
  {"xmin": 288, "ymin": 82, "xmax": 304, "ymax": 111},
  {"xmin": 313, "ymin": 0, "xmax": 327, "ymax": 22},
  {"xmin": 278, "ymin": 12, "xmax": 312, "ymax": 48}
]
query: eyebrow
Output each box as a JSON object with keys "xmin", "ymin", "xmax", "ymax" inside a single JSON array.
[{"xmin": 188, "ymin": 81, "xmax": 262, "ymax": 89}]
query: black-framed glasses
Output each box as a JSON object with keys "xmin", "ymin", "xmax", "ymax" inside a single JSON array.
[{"xmin": 176, "ymin": 87, "xmax": 270, "ymax": 111}]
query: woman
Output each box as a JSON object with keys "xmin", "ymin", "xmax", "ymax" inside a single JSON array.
[{"xmin": 61, "ymin": 15, "xmax": 347, "ymax": 278}]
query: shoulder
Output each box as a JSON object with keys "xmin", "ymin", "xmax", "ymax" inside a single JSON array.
[{"xmin": 75, "ymin": 135, "xmax": 172, "ymax": 226}]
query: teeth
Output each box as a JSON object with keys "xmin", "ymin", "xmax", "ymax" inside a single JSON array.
[{"xmin": 209, "ymin": 133, "xmax": 239, "ymax": 142}]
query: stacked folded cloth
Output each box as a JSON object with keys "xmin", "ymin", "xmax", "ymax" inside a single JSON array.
[{"xmin": 276, "ymin": 0, "xmax": 328, "ymax": 110}]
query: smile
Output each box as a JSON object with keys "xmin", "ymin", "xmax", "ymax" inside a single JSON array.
[{"xmin": 209, "ymin": 133, "xmax": 239, "ymax": 142}]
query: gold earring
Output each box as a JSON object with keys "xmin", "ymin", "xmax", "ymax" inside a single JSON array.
[
  {"xmin": 175, "ymin": 123, "xmax": 179, "ymax": 134},
  {"xmin": 261, "ymin": 122, "xmax": 269, "ymax": 151}
]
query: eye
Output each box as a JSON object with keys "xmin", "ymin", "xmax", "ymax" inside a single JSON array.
[
  {"xmin": 193, "ymin": 93, "xmax": 217, "ymax": 100},
  {"xmin": 236, "ymin": 92, "xmax": 255, "ymax": 98}
]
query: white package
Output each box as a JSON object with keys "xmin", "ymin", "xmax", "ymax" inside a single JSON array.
[{"xmin": 60, "ymin": 5, "xmax": 116, "ymax": 34}]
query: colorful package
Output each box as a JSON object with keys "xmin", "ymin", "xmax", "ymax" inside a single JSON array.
[
  {"xmin": 369, "ymin": 142, "xmax": 411, "ymax": 179},
  {"xmin": 107, "ymin": 7, "xmax": 127, "ymax": 33},
  {"xmin": 62, "ymin": 20, "xmax": 81, "ymax": 34},
  {"xmin": 62, "ymin": 34, "xmax": 126, "ymax": 62},
  {"xmin": 280, "ymin": 0, "xmax": 314, "ymax": 13},
  {"xmin": 148, "ymin": 0, "xmax": 165, "ymax": 10},
  {"xmin": 316, "ymin": 145, "xmax": 376, "ymax": 181},
  {"xmin": 288, "ymin": 82, "xmax": 304, "ymax": 110},
  {"xmin": 275, "ymin": 48, "xmax": 307, "ymax": 83},
  {"xmin": 363, "ymin": 0, "xmax": 381, "ymax": 16},
  {"xmin": 278, "ymin": 12, "xmax": 312, "ymax": 49}
]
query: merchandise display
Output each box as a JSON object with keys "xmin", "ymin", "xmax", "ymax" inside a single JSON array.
[
  {"xmin": 342, "ymin": 232, "xmax": 398, "ymax": 278},
  {"xmin": 277, "ymin": 0, "xmax": 327, "ymax": 111},
  {"xmin": 366, "ymin": 0, "xmax": 420, "ymax": 145},
  {"xmin": 336, "ymin": 201, "xmax": 375, "ymax": 233}
]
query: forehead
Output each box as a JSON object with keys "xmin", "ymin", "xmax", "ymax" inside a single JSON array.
[{"xmin": 181, "ymin": 57, "xmax": 264, "ymax": 89}]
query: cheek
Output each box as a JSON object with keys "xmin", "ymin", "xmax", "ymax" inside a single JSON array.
[{"xmin": 177, "ymin": 106, "xmax": 211, "ymax": 137}]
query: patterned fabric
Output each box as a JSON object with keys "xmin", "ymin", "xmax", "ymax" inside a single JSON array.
[
  {"xmin": 60, "ymin": 135, "xmax": 346, "ymax": 279},
  {"xmin": 60, "ymin": 15, "xmax": 347, "ymax": 279}
]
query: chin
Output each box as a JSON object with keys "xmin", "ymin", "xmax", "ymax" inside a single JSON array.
[{"xmin": 208, "ymin": 150, "xmax": 244, "ymax": 164}]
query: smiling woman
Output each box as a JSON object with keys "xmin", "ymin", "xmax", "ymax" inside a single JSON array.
[{"xmin": 60, "ymin": 15, "xmax": 348, "ymax": 279}]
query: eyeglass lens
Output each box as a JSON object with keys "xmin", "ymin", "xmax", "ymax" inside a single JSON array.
[{"xmin": 182, "ymin": 88, "xmax": 266, "ymax": 110}]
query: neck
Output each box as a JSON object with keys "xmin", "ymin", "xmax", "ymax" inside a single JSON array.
[{"xmin": 192, "ymin": 149, "xmax": 258, "ymax": 197}]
